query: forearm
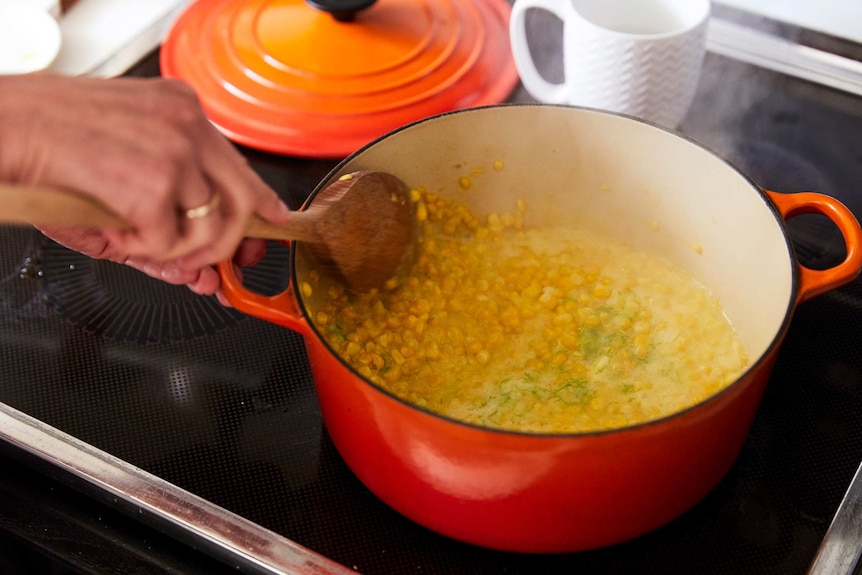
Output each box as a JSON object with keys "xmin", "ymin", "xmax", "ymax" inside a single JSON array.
[{"xmin": 0, "ymin": 74, "xmax": 45, "ymax": 184}]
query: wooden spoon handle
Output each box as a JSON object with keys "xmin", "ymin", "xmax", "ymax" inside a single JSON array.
[
  {"xmin": 0, "ymin": 183, "xmax": 319, "ymax": 243},
  {"xmin": 0, "ymin": 183, "xmax": 129, "ymax": 229},
  {"xmin": 245, "ymin": 211, "xmax": 320, "ymax": 243}
]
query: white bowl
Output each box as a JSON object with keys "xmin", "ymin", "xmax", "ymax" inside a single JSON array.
[{"xmin": 0, "ymin": 0, "xmax": 62, "ymax": 75}]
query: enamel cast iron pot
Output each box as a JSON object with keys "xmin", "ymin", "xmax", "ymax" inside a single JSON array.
[{"xmin": 218, "ymin": 105, "xmax": 862, "ymax": 553}]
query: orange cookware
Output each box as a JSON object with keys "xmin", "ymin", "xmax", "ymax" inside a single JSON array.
[
  {"xmin": 160, "ymin": 0, "xmax": 518, "ymax": 158},
  {"xmin": 217, "ymin": 105, "xmax": 862, "ymax": 553}
]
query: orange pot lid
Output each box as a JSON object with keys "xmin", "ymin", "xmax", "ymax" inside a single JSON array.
[{"xmin": 160, "ymin": 0, "xmax": 518, "ymax": 158}]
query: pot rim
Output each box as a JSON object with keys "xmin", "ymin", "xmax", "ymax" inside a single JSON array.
[{"xmin": 294, "ymin": 103, "xmax": 799, "ymax": 439}]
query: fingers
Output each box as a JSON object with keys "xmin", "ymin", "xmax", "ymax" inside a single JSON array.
[
  {"xmin": 116, "ymin": 87, "xmax": 234, "ymax": 261},
  {"xmin": 233, "ymin": 238, "xmax": 268, "ymax": 267},
  {"xmin": 39, "ymin": 225, "xmax": 269, "ymax": 300},
  {"xmin": 115, "ymin": 154, "xmax": 222, "ymax": 261},
  {"xmin": 124, "ymin": 256, "xmax": 197, "ymax": 285},
  {"xmin": 185, "ymin": 267, "xmax": 221, "ymax": 295},
  {"xmin": 215, "ymin": 264, "xmax": 247, "ymax": 308},
  {"xmin": 35, "ymin": 225, "xmax": 125, "ymax": 263},
  {"xmin": 125, "ymin": 257, "xmax": 220, "ymax": 296},
  {"xmin": 215, "ymin": 289, "xmax": 234, "ymax": 308},
  {"xmin": 123, "ymin": 79, "xmax": 288, "ymax": 269},
  {"xmin": 170, "ymin": 134, "xmax": 290, "ymax": 271}
]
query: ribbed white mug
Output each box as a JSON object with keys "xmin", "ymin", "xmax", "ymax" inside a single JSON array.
[{"xmin": 510, "ymin": 0, "xmax": 711, "ymax": 128}]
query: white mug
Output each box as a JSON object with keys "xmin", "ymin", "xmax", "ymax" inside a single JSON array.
[{"xmin": 510, "ymin": 0, "xmax": 711, "ymax": 128}]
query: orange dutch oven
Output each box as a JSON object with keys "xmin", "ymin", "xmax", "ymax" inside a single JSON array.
[{"xmin": 218, "ymin": 105, "xmax": 862, "ymax": 553}]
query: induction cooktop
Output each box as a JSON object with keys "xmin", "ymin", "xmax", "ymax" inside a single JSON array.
[{"xmin": 2, "ymin": 5, "xmax": 862, "ymax": 575}]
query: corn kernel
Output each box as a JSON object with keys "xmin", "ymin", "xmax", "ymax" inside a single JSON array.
[
  {"xmin": 591, "ymin": 284, "xmax": 611, "ymax": 299},
  {"xmin": 559, "ymin": 332, "xmax": 578, "ymax": 349},
  {"xmin": 426, "ymin": 342, "xmax": 441, "ymax": 360},
  {"xmin": 538, "ymin": 288, "xmax": 558, "ymax": 310},
  {"xmin": 384, "ymin": 277, "xmax": 400, "ymax": 291},
  {"xmin": 300, "ymin": 281, "xmax": 313, "ymax": 299},
  {"xmin": 500, "ymin": 307, "xmax": 521, "ymax": 329},
  {"xmin": 370, "ymin": 354, "xmax": 385, "ymax": 370},
  {"xmin": 552, "ymin": 312, "xmax": 574, "ymax": 326},
  {"xmin": 383, "ymin": 365, "xmax": 402, "ymax": 382},
  {"xmin": 345, "ymin": 341, "xmax": 361, "ymax": 357}
]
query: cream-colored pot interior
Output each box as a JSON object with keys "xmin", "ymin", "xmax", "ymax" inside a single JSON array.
[{"xmin": 301, "ymin": 105, "xmax": 794, "ymax": 364}]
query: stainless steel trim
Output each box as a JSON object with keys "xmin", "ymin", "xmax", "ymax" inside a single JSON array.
[
  {"xmin": 0, "ymin": 401, "xmax": 358, "ymax": 575},
  {"xmin": 808, "ymin": 461, "xmax": 862, "ymax": 575},
  {"xmin": 707, "ymin": 18, "xmax": 862, "ymax": 97}
]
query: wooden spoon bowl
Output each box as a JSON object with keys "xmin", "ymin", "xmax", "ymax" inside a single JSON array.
[{"xmin": 246, "ymin": 170, "xmax": 417, "ymax": 291}]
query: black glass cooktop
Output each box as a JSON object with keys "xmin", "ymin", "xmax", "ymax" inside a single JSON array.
[{"xmin": 2, "ymin": 8, "xmax": 862, "ymax": 575}]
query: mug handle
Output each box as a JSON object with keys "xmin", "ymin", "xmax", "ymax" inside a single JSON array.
[
  {"xmin": 216, "ymin": 243, "xmax": 312, "ymax": 336},
  {"xmin": 766, "ymin": 190, "xmax": 862, "ymax": 304},
  {"xmin": 509, "ymin": 0, "xmax": 571, "ymax": 104}
]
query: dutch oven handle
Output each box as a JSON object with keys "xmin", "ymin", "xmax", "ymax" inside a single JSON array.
[
  {"xmin": 216, "ymin": 244, "xmax": 312, "ymax": 336},
  {"xmin": 766, "ymin": 190, "xmax": 862, "ymax": 304}
]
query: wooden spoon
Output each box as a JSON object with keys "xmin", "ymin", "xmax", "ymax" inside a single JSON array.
[{"xmin": 0, "ymin": 170, "xmax": 417, "ymax": 292}]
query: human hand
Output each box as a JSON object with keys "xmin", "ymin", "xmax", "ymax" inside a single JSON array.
[{"xmin": 0, "ymin": 73, "xmax": 290, "ymax": 296}]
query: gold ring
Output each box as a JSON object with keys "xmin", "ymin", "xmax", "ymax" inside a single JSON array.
[{"xmin": 183, "ymin": 194, "xmax": 221, "ymax": 219}]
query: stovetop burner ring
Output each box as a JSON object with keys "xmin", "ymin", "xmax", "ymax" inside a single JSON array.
[{"xmin": 36, "ymin": 239, "xmax": 291, "ymax": 344}]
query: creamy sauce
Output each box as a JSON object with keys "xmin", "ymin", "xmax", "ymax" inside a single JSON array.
[{"xmin": 311, "ymin": 193, "xmax": 749, "ymax": 433}]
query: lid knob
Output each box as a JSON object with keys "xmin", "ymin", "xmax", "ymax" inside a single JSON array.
[{"xmin": 305, "ymin": 0, "xmax": 376, "ymax": 22}]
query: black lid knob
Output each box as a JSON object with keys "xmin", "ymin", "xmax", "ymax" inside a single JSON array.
[{"xmin": 306, "ymin": 0, "xmax": 376, "ymax": 22}]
